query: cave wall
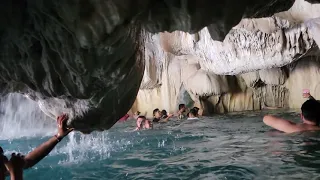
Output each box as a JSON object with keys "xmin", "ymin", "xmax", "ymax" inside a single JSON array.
[
  {"xmin": 2, "ymin": 0, "xmax": 320, "ymax": 131},
  {"xmin": 131, "ymin": 57, "xmax": 320, "ymax": 117},
  {"xmin": 129, "ymin": 0, "xmax": 320, "ymax": 117}
]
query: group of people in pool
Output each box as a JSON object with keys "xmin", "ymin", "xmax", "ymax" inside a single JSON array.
[
  {"xmin": 1, "ymin": 89, "xmax": 320, "ymax": 179},
  {"xmin": 134, "ymin": 104, "xmax": 202, "ymax": 131}
]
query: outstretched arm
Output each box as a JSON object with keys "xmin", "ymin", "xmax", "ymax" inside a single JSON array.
[
  {"xmin": 160, "ymin": 114, "xmax": 173, "ymax": 123},
  {"xmin": 24, "ymin": 114, "xmax": 73, "ymax": 169},
  {"xmin": 263, "ymin": 115, "xmax": 300, "ymax": 133}
]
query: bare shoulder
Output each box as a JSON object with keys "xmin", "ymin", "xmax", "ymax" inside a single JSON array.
[{"xmin": 263, "ymin": 115, "xmax": 300, "ymax": 133}]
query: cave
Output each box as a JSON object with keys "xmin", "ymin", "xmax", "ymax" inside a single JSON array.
[{"xmin": 1, "ymin": 0, "xmax": 320, "ymax": 132}]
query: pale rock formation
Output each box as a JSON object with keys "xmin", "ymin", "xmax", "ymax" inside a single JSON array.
[
  {"xmin": 132, "ymin": 0, "xmax": 320, "ymax": 117},
  {"xmin": 2, "ymin": 0, "xmax": 320, "ymax": 131}
]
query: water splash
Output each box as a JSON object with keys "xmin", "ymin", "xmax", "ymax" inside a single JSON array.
[
  {"xmin": 0, "ymin": 93, "xmax": 134, "ymax": 165},
  {"xmin": 0, "ymin": 93, "xmax": 56, "ymax": 140}
]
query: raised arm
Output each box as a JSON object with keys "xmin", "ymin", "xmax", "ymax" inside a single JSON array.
[
  {"xmin": 24, "ymin": 114, "xmax": 73, "ymax": 168},
  {"xmin": 160, "ymin": 114, "xmax": 173, "ymax": 123},
  {"xmin": 263, "ymin": 115, "xmax": 300, "ymax": 133}
]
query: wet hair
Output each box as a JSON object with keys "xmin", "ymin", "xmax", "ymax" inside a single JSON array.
[
  {"xmin": 137, "ymin": 116, "xmax": 146, "ymax": 119},
  {"xmin": 189, "ymin": 108, "xmax": 197, "ymax": 117},
  {"xmin": 193, "ymin": 107, "xmax": 199, "ymax": 111},
  {"xmin": 153, "ymin": 108, "xmax": 160, "ymax": 116},
  {"xmin": 193, "ymin": 107, "xmax": 199, "ymax": 115},
  {"xmin": 179, "ymin": 104, "xmax": 185, "ymax": 110},
  {"xmin": 161, "ymin": 110, "xmax": 167, "ymax": 116},
  {"xmin": 301, "ymin": 99, "xmax": 320, "ymax": 125},
  {"xmin": 161, "ymin": 110, "xmax": 168, "ymax": 118}
]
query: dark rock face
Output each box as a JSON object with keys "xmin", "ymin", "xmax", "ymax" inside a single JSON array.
[{"xmin": 0, "ymin": 0, "xmax": 298, "ymax": 132}]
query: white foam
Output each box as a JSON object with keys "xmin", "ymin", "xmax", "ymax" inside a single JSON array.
[{"xmin": 0, "ymin": 93, "xmax": 56, "ymax": 140}]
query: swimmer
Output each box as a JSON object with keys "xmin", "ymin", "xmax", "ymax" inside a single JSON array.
[
  {"xmin": 302, "ymin": 89, "xmax": 316, "ymax": 100},
  {"xmin": 153, "ymin": 109, "xmax": 172, "ymax": 123},
  {"xmin": 135, "ymin": 116, "xmax": 152, "ymax": 130},
  {"xmin": 263, "ymin": 99, "xmax": 320, "ymax": 133},
  {"xmin": 161, "ymin": 110, "xmax": 168, "ymax": 118},
  {"xmin": 1, "ymin": 114, "xmax": 73, "ymax": 178},
  {"xmin": 177, "ymin": 104, "xmax": 187, "ymax": 119},
  {"xmin": 187, "ymin": 108, "xmax": 199, "ymax": 120},
  {"xmin": 3, "ymin": 153, "xmax": 25, "ymax": 180}
]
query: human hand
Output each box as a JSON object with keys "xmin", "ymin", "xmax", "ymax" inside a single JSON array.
[
  {"xmin": 56, "ymin": 114, "xmax": 74, "ymax": 139},
  {"xmin": 302, "ymin": 89, "xmax": 310, "ymax": 98},
  {"xmin": 168, "ymin": 113, "xmax": 174, "ymax": 118},
  {"xmin": 4, "ymin": 153, "xmax": 25, "ymax": 175}
]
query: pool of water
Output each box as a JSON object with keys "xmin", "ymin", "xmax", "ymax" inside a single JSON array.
[{"xmin": 2, "ymin": 109, "xmax": 320, "ymax": 180}]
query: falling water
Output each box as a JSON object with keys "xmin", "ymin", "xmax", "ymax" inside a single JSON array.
[
  {"xmin": 0, "ymin": 93, "xmax": 134, "ymax": 165},
  {"xmin": 0, "ymin": 93, "xmax": 56, "ymax": 140}
]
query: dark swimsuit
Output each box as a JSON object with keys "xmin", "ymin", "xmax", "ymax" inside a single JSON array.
[{"xmin": 153, "ymin": 118, "xmax": 160, "ymax": 122}]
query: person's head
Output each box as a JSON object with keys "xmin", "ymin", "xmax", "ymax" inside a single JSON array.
[
  {"xmin": 188, "ymin": 108, "xmax": 197, "ymax": 118},
  {"xmin": 161, "ymin": 110, "xmax": 167, "ymax": 116},
  {"xmin": 193, "ymin": 107, "xmax": 199, "ymax": 116},
  {"xmin": 179, "ymin": 104, "xmax": 186, "ymax": 112},
  {"xmin": 136, "ymin": 116, "xmax": 146, "ymax": 128},
  {"xmin": 153, "ymin": 108, "xmax": 161, "ymax": 118},
  {"xmin": 301, "ymin": 99, "xmax": 320, "ymax": 125}
]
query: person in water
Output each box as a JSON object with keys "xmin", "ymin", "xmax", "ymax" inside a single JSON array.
[
  {"xmin": 187, "ymin": 108, "xmax": 199, "ymax": 120},
  {"xmin": 135, "ymin": 116, "xmax": 152, "ymax": 130},
  {"xmin": 0, "ymin": 114, "xmax": 73, "ymax": 179},
  {"xmin": 263, "ymin": 99, "xmax": 320, "ymax": 133},
  {"xmin": 177, "ymin": 104, "xmax": 187, "ymax": 119},
  {"xmin": 161, "ymin": 110, "xmax": 168, "ymax": 118},
  {"xmin": 302, "ymin": 89, "xmax": 317, "ymax": 101},
  {"xmin": 1, "ymin": 151, "xmax": 25, "ymax": 180},
  {"xmin": 153, "ymin": 108, "xmax": 172, "ymax": 123}
]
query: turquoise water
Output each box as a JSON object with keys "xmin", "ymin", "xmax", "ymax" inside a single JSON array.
[{"xmin": 2, "ymin": 109, "xmax": 320, "ymax": 180}]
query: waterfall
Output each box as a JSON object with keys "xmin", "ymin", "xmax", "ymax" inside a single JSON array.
[
  {"xmin": 0, "ymin": 93, "xmax": 56, "ymax": 140},
  {"xmin": 0, "ymin": 93, "xmax": 134, "ymax": 164}
]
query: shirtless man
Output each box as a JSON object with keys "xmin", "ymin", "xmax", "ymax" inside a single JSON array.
[
  {"xmin": 0, "ymin": 114, "xmax": 73, "ymax": 179},
  {"xmin": 263, "ymin": 99, "xmax": 320, "ymax": 133}
]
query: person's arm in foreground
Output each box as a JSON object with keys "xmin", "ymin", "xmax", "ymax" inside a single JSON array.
[
  {"xmin": 263, "ymin": 115, "xmax": 300, "ymax": 133},
  {"xmin": 5, "ymin": 153, "xmax": 25, "ymax": 180},
  {"xmin": 0, "ymin": 147, "xmax": 6, "ymax": 180},
  {"xmin": 24, "ymin": 114, "xmax": 73, "ymax": 168}
]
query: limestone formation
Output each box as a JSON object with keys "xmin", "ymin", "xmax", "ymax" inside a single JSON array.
[
  {"xmin": 132, "ymin": 0, "xmax": 320, "ymax": 117},
  {"xmin": 1, "ymin": 0, "xmax": 320, "ymax": 131}
]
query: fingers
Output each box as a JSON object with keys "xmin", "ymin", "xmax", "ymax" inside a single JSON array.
[{"xmin": 57, "ymin": 114, "xmax": 69, "ymax": 128}]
